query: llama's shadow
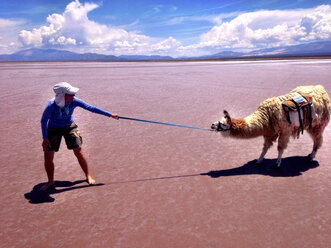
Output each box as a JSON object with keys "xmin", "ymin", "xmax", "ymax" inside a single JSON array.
[
  {"xmin": 24, "ymin": 180, "xmax": 104, "ymax": 204},
  {"xmin": 201, "ymin": 156, "xmax": 319, "ymax": 178}
]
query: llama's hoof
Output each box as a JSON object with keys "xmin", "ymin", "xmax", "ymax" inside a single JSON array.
[
  {"xmin": 272, "ymin": 163, "xmax": 281, "ymax": 169},
  {"xmin": 253, "ymin": 159, "xmax": 262, "ymax": 166},
  {"xmin": 306, "ymin": 155, "xmax": 314, "ymax": 163}
]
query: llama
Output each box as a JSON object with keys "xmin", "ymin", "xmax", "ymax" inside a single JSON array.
[{"xmin": 211, "ymin": 85, "xmax": 330, "ymax": 167}]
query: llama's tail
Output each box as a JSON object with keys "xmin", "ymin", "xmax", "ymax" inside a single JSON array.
[{"xmin": 317, "ymin": 85, "xmax": 331, "ymax": 121}]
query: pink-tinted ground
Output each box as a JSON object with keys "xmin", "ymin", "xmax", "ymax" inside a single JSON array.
[{"xmin": 0, "ymin": 60, "xmax": 331, "ymax": 247}]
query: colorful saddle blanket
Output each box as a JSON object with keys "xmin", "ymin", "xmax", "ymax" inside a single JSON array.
[{"xmin": 282, "ymin": 92, "xmax": 313, "ymax": 135}]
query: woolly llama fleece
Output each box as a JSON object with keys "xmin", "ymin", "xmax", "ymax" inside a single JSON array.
[{"xmin": 211, "ymin": 85, "xmax": 330, "ymax": 167}]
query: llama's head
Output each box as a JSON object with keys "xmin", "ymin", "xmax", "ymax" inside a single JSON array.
[{"xmin": 211, "ymin": 110, "xmax": 232, "ymax": 132}]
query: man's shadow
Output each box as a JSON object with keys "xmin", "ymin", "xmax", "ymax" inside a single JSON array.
[
  {"xmin": 201, "ymin": 156, "xmax": 319, "ymax": 178},
  {"xmin": 24, "ymin": 180, "xmax": 104, "ymax": 204}
]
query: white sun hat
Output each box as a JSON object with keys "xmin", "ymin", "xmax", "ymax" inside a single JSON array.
[{"xmin": 53, "ymin": 82, "xmax": 79, "ymax": 95}]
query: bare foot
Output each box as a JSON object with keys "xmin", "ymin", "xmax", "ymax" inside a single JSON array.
[
  {"xmin": 87, "ymin": 175, "xmax": 96, "ymax": 185},
  {"xmin": 40, "ymin": 182, "xmax": 54, "ymax": 191}
]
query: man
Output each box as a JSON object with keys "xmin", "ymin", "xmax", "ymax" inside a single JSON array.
[{"xmin": 40, "ymin": 82, "xmax": 119, "ymax": 191}]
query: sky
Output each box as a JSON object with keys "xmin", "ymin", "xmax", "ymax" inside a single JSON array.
[{"xmin": 1, "ymin": 0, "xmax": 331, "ymax": 57}]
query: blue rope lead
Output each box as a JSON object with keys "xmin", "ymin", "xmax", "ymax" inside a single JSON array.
[{"xmin": 119, "ymin": 116, "xmax": 212, "ymax": 132}]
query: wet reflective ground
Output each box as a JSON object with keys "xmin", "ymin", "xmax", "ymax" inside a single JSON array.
[{"xmin": 1, "ymin": 60, "xmax": 331, "ymax": 247}]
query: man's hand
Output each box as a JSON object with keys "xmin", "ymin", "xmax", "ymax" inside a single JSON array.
[
  {"xmin": 42, "ymin": 139, "xmax": 51, "ymax": 151},
  {"xmin": 111, "ymin": 113, "xmax": 120, "ymax": 120}
]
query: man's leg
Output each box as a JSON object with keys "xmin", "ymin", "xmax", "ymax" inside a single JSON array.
[
  {"xmin": 41, "ymin": 151, "xmax": 55, "ymax": 191},
  {"xmin": 73, "ymin": 148, "xmax": 96, "ymax": 185}
]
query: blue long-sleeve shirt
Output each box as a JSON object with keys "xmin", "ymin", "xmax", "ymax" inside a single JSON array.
[{"xmin": 41, "ymin": 97, "xmax": 111, "ymax": 139}]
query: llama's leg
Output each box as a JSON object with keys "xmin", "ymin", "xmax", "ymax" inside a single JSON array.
[
  {"xmin": 276, "ymin": 150, "xmax": 284, "ymax": 168},
  {"xmin": 308, "ymin": 145, "xmax": 318, "ymax": 161},
  {"xmin": 256, "ymin": 149, "xmax": 268, "ymax": 164},
  {"xmin": 275, "ymin": 133, "xmax": 290, "ymax": 168},
  {"xmin": 307, "ymin": 128, "xmax": 324, "ymax": 161},
  {"xmin": 256, "ymin": 137, "xmax": 273, "ymax": 164}
]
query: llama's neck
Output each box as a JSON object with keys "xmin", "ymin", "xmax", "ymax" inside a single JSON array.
[{"xmin": 229, "ymin": 112, "xmax": 267, "ymax": 138}]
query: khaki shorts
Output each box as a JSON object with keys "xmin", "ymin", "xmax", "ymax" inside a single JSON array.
[{"xmin": 46, "ymin": 122, "xmax": 82, "ymax": 152}]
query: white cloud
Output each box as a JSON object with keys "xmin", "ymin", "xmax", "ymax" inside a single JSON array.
[
  {"xmin": 0, "ymin": 18, "xmax": 25, "ymax": 53},
  {"xmin": 17, "ymin": 0, "xmax": 180, "ymax": 55},
  {"xmin": 194, "ymin": 4, "xmax": 331, "ymax": 53},
  {"xmin": 4, "ymin": 2, "xmax": 331, "ymax": 57},
  {"xmin": 49, "ymin": 36, "xmax": 76, "ymax": 45},
  {"xmin": 0, "ymin": 18, "xmax": 24, "ymax": 29}
]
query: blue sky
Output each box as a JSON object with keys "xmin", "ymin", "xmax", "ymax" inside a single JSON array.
[{"xmin": 1, "ymin": 0, "xmax": 331, "ymax": 57}]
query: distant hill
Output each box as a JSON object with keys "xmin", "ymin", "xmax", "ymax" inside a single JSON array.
[
  {"xmin": 119, "ymin": 55, "xmax": 173, "ymax": 60},
  {"xmin": 202, "ymin": 41, "xmax": 331, "ymax": 59},
  {"xmin": 197, "ymin": 51, "xmax": 245, "ymax": 59},
  {"xmin": 0, "ymin": 48, "xmax": 121, "ymax": 61},
  {"xmin": 0, "ymin": 41, "xmax": 330, "ymax": 61},
  {"xmin": 0, "ymin": 48, "xmax": 173, "ymax": 61}
]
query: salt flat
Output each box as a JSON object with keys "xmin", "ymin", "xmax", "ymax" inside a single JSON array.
[{"xmin": 0, "ymin": 60, "xmax": 330, "ymax": 247}]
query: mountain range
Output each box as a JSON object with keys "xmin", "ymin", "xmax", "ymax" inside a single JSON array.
[
  {"xmin": 0, "ymin": 48, "xmax": 173, "ymax": 61},
  {"xmin": 0, "ymin": 41, "xmax": 330, "ymax": 61},
  {"xmin": 197, "ymin": 41, "xmax": 331, "ymax": 59}
]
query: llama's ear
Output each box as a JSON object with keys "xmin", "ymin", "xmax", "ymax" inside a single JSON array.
[
  {"xmin": 223, "ymin": 110, "xmax": 230, "ymax": 118},
  {"xmin": 223, "ymin": 110, "xmax": 232, "ymax": 123}
]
